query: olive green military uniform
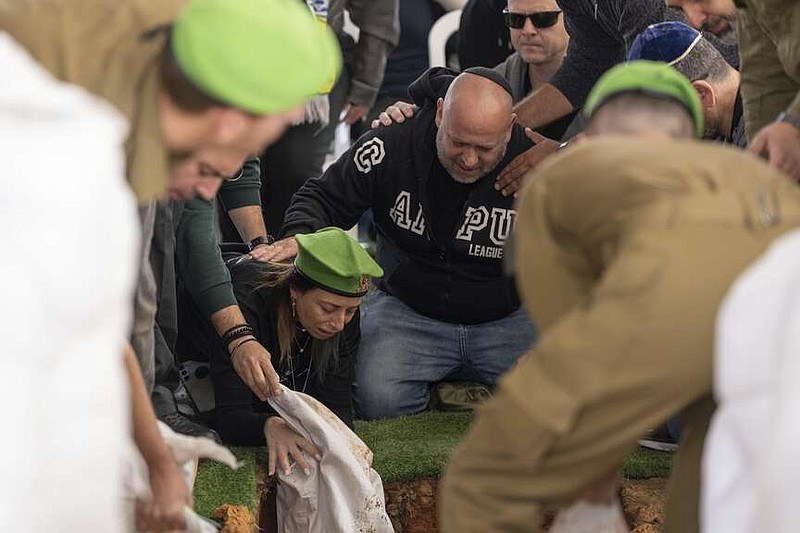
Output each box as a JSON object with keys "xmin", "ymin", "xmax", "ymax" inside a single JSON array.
[
  {"xmin": 736, "ymin": 0, "xmax": 800, "ymax": 138},
  {"xmin": 440, "ymin": 138, "xmax": 800, "ymax": 532},
  {"xmin": 0, "ymin": 0, "xmax": 185, "ymax": 201}
]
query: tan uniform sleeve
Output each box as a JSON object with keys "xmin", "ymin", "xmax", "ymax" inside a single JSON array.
[
  {"xmin": 788, "ymin": 91, "xmax": 800, "ymax": 119},
  {"xmin": 439, "ymin": 284, "xmax": 712, "ymax": 531},
  {"xmin": 737, "ymin": 0, "xmax": 800, "ymax": 134},
  {"xmin": 439, "ymin": 169, "xmax": 717, "ymax": 532}
]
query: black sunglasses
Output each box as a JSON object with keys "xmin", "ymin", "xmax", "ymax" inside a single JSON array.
[{"xmin": 502, "ymin": 9, "xmax": 562, "ymax": 29}]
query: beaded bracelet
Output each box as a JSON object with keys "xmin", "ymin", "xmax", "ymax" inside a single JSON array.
[{"xmin": 230, "ymin": 337, "xmax": 258, "ymax": 356}]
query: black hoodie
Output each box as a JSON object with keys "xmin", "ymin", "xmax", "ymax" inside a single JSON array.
[{"xmin": 280, "ymin": 67, "xmax": 533, "ymax": 324}]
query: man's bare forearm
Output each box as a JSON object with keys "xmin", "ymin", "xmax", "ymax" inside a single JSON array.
[
  {"xmin": 513, "ymin": 83, "xmax": 575, "ymax": 130},
  {"xmin": 210, "ymin": 305, "xmax": 251, "ymax": 348},
  {"xmin": 228, "ymin": 205, "xmax": 268, "ymax": 242},
  {"xmin": 124, "ymin": 344, "xmax": 173, "ymax": 470}
]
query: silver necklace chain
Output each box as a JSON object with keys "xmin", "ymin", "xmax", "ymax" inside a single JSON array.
[{"xmin": 287, "ymin": 332, "xmax": 313, "ymax": 393}]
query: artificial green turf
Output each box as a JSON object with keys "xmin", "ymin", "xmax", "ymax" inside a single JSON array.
[
  {"xmin": 623, "ymin": 446, "xmax": 674, "ymax": 479},
  {"xmin": 193, "ymin": 446, "xmax": 263, "ymax": 519},
  {"xmin": 355, "ymin": 411, "xmax": 474, "ymax": 483},
  {"xmin": 355, "ymin": 412, "xmax": 672, "ymax": 482},
  {"xmin": 193, "ymin": 412, "xmax": 673, "ymax": 518}
]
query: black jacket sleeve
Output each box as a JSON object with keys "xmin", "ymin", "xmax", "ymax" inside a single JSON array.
[
  {"xmin": 550, "ymin": 0, "xmax": 665, "ymax": 108},
  {"xmin": 279, "ymin": 129, "xmax": 387, "ymax": 238}
]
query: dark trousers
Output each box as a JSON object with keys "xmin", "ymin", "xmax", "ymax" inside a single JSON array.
[
  {"xmin": 150, "ymin": 201, "xmax": 182, "ymax": 416},
  {"xmin": 219, "ymin": 49, "xmax": 353, "ymax": 240}
]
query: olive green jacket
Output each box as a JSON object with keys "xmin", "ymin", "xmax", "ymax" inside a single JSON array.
[{"xmin": 736, "ymin": 0, "xmax": 800, "ymax": 135}]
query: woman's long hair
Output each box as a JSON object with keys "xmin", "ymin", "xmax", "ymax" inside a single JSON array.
[{"xmin": 248, "ymin": 261, "xmax": 340, "ymax": 379}]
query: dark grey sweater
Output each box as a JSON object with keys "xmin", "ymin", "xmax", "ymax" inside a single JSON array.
[{"xmin": 552, "ymin": 0, "xmax": 665, "ymax": 107}]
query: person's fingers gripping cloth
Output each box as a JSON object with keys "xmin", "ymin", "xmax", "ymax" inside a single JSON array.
[
  {"xmin": 268, "ymin": 385, "xmax": 393, "ymax": 532},
  {"xmin": 123, "ymin": 422, "xmax": 241, "ymax": 533},
  {"xmin": 172, "ymin": 0, "xmax": 342, "ymax": 114}
]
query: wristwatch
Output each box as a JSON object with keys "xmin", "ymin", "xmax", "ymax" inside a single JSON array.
[
  {"xmin": 247, "ymin": 235, "xmax": 274, "ymax": 251},
  {"xmin": 776, "ymin": 111, "xmax": 800, "ymax": 131}
]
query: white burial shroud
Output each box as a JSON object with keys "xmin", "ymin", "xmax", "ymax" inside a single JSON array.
[{"xmin": 269, "ymin": 385, "xmax": 394, "ymax": 533}]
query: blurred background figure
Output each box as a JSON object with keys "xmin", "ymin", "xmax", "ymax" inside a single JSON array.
[
  {"xmin": 248, "ymin": 0, "xmax": 400, "ymax": 238},
  {"xmin": 458, "ymin": 0, "xmax": 513, "ymax": 69},
  {"xmin": 0, "ymin": 33, "xmax": 138, "ymax": 532}
]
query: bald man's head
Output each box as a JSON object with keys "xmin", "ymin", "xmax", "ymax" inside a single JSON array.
[{"xmin": 434, "ymin": 72, "xmax": 516, "ymax": 184}]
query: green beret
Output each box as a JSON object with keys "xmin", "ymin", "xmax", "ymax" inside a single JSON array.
[
  {"xmin": 294, "ymin": 227, "xmax": 384, "ymax": 297},
  {"xmin": 172, "ymin": 0, "xmax": 342, "ymax": 115},
  {"xmin": 584, "ymin": 60, "xmax": 704, "ymax": 139}
]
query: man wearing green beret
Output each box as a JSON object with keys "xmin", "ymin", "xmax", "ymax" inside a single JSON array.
[
  {"xmin": 0, "ymin": 0, "xmax": 341, "ymax": 528},
  {"xmin": 440, "ymin": 61, "xmax": 800, "ymax": 532},
  {"xmin": 0, "ymin": 0, "xmax": 340, "ymax": 202},
  {"xmin": 0, "ymin": 0, "xmax": 341, "ymax": 395}
]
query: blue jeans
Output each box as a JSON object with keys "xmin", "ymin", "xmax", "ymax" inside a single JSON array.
[{"xmin": 354, "ymin": 290, "xmax": 537, "ymax": 419}]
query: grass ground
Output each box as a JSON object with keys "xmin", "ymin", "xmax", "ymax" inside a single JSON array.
[
  {"xmin": 193, "ymin": 412, "xmax": 673, "ymax": 518},
  {"xmin": 194, "ymin": 447, "xmax": 265, "ymax": 518}
]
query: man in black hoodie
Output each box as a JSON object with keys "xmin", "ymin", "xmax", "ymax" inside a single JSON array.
[{"xmin": 265, "ymin": 67, "xmax": 537, "ymax": 419}]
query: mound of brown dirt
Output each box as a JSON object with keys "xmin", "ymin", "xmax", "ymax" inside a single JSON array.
[
  {"xmin": 214, "ymin": 504, "xmax": 257, "ymax": 533},
  {"xmin": 384, "ymin": 477, "xmax": 439, "ymax": 533},
  {"xmin": 622, "ymin": 479, "xmax": 667, "ymax": 532},
  {"xmin": 381, "ymin": 477, "xmax": 668, "ymax": 533}
]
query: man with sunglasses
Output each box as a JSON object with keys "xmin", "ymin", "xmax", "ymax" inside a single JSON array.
[
  {"xmin": 373, "ymin": 0, "xmax": 571, "ymax": 158},
  {"xmin": 493, "ymin": 0, "xmax": 573, "ymax": 141},
  {"xmin": 492, "ymin": 0, "xmax": 668, "ymax": 193}
]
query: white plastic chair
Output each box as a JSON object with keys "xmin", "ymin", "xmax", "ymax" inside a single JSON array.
[{"xmin": 428, "ymin": 9, "xmax": 462, "ymax": 68}]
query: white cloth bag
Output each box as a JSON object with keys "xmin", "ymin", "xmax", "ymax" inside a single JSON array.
[
  {"xmin": 703, "ymin": 229, "xmax": 800, "ymax": 533},
  {"xmin": 123, "ymin": 422, "xmax": 241, "ymax": 533},
  {"xmin": 269, "ymin": 386, "xmax": 393, "ymax": 532},
  {"xmin": 0, "ymin": 31, "xmax": 138, "ymax": 533}
]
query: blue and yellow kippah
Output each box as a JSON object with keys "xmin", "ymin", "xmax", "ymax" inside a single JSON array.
[{"xmin": 628, "ymin": 22, "xmax": 702, "ymax": 66}]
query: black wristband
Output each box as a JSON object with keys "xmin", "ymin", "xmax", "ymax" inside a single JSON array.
[
  {"xmin": 247, "ymin": 235, "xmax": 275, "ymax": 252},
  {"xmin": 221, "ymin": 324, "xmax": 254, "ymax": 348}
]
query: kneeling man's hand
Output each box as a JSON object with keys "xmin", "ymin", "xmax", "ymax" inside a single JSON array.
[
  {"xmin": 370, "ymin": 100, "xmax": 417, "ymax": 129},
  {"xmin": 749, "ymin": 122, "xmax": 800, "ymax": 182},
  {"xmin": 265, "ymin": 417, "xmax": 322, "ymax": 477},
  {"xmin": 495, "ymin": 129, "xmax": 559, "ymax": 197},
  {"xmin": 257, "ymin": 237, "xmax": 298, "ymax": 263}
]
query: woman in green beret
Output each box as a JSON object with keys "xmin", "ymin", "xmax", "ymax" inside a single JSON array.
[{"xmin": 180, "ymin": 227, "xmax": 382, "ymax": 476}]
